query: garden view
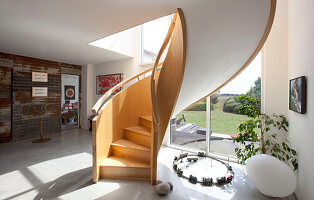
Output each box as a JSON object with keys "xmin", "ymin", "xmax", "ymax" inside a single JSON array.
[
  {"xmin": 171, "ymin": 77, "xmax": 261, "ymax": 157},
  {"xmin": 177, "ymin": 77, "xmax": 260, "ymax": 135}
]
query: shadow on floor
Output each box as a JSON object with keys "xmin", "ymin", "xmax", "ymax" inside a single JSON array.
[
  {"xmin": 0, "ymin": 128, "xmax": 92, "ymax": 175},
  {"xmin": 33, "ymin": 167, "xmax": 92, "ymax": 200}
]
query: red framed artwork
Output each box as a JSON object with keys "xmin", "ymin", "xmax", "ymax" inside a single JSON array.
[{"xmin": 96, "ymin": 73, "xmax": 123, "ymax": 94}]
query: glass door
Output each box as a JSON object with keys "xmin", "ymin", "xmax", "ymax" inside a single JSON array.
[
  {"xmin": 170, "ymin": 53, "xmax": 262, "ymax": 159},
  {"xmin": 169, "ymin": 95, "xmax": 243, "ymax": 159},
  {"xmin": 170, "ymin": 98, "xmax": 209, "ymax": 152}
]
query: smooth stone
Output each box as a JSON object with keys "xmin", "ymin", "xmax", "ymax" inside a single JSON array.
[
  {"xmin": 156, "ymin": 182, "xmax": 171, "ymax": 195},
  {"xmin": 246, "ymin": 154, "xmax": 296, "ymax": 197},
  {"xmin": 167, "ymin": 181, "xmax": 173, "ymax": 190}
]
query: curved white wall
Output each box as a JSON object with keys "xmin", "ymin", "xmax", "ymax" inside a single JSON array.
[
  {"xmin": 288, "ymin": 0, "xmax": 314, "ymax": 199},
  {"xmin": 262, "ymin": 0, "xmax": 288, "ymax": 117},
  {"xmin": 173, "ymin": 0, "xmax": 272, "ymax": 115}
]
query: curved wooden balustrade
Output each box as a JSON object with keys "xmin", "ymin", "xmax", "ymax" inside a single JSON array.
[
  {"xmin": 151, "ymin": 12, "xmax": 178, "ymax": 125},
  {"xmin": 92, "ymin": 8, "xmax": 185, "ymax": 184},
  {"xmin": 150, "ymin": 8, "xmax": 186, "ymax": 184},
  {"xmin": 92, "ymin": 62, "xmax": 163, "ymax": 115},
  {"xmin": 92, "ymin": 74, "xmax": 154, "ymax": 182}
]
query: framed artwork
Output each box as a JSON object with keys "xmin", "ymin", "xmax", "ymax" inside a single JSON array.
[
  {"xmin": 289, "ymin": 76, "xmax": 306, "ymax": 114},
  {"xmin": 32, "ymin": 87, "xmax": 48, "ymax": 97},
  {"xmin": 65, "ymin": 85, "xmax": 75, "ymax": 100},
  {"xmin": 32, "ymin": 72, "xmax": 48, "ymax": 82},
  {"xmin": 96, "ymin": 73, "xmax": 123, "ymax": 95}
]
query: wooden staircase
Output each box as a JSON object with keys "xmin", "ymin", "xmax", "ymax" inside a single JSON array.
[
  {"xmin": 91, "ymin": 9, "xmax": 185, "ymax": 184},
  {"xmin": 99, "ymin": 116, "xmax": 152, "ymax": 180},
  {"xmin": 91, "ymin": 3, "xmax": 275, "ymax": 184}
]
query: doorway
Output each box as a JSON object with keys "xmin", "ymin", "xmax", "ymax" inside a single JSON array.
[{"xmin": 61, "ymin": 74, "xmax": 80, "ymax": 130}]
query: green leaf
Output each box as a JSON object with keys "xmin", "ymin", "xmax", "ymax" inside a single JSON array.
[{"xmin": 291, "ymin": 149, "xmax": 297, "ymax": 156}]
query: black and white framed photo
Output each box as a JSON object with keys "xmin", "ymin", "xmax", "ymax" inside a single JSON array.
[{"xmin": 289, "ymin": 76, "xmax": 306, "ymax": 114}]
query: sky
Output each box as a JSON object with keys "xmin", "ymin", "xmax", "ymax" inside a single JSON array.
[{"xmin": 219, "ymin": 52, "xmax": 261, "ymax": 94}]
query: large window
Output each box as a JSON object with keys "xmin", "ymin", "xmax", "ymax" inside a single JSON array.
[
  {"xmin": 141, "ymin": 15, "xmax": 172, "ymax": 63},
  {"xmin": 170, "ymin": 53, "xmax": 262, "ymax": 159},
  {"xmin": 170, "ymin": 99, "xmax": 208, "ymax": 151}
]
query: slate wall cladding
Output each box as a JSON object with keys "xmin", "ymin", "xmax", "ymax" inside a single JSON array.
[
  {"xmin": 0, "ymin": 53, "xmax": 81, "ymax": 141},
  {"xmin": 0, "ymin": 64, "xmax": 12, "ymax": 143}
]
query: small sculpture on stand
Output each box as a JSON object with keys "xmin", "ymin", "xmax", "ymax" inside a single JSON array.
[
  {"xmin": 216, "ymin": 177, "xmax": 227, "ymax": 185},
  {"xmin": 177, "ymin": 168, "xmax": 183, "ymax": 177},
  {"xmin": 187, "ymin": 157, "xmax": 198, "ymax": 162},
  {"xmin": 189, "ymin": 175, "xmax": 197, "ymax": 184},
  {"xmin": 32, "ymin": 119, "xmax": 51, "ymax": 143},
  {"xmin": 27, "ymin": 99, "xmax": 51, "ymax": 143},
  {"xmin": 202, "ymin": 177, "xmax": 213, "ymax": 186}
]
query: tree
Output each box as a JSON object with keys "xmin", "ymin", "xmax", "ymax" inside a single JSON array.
[
  {"xmin": 246, "ymin": 77, "xmax": 261, "ymax": 102},
  {"xmin": 210, "ymin": 94, "xmax": 219, "ymax": 104}
]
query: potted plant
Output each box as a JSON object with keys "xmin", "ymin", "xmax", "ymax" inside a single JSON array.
[{"xmin": 233, "ymin": 95, "xmax": 298, "ymax": 197}]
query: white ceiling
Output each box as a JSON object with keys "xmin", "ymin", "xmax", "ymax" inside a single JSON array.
[{"xmin": 0, "ymin": 0, "xmax": 179, "ymax": 65}]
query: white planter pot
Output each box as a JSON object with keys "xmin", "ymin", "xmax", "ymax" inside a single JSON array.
[{"xmin": 246, "ymin": 154, "xmax": 296, "ymax": 197}]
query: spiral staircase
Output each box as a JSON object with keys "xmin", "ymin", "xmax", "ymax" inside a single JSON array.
[{"xmin": 91, "ymin": 0, "xmax": 276, "ymax": 184}]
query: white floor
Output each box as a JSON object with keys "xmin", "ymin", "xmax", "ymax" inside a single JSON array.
[{"xmin": 0, "ymin": 128, "xmax": 296, "ymax": 200}]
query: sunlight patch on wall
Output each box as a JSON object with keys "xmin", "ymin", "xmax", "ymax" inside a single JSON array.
[{"xmin": 89, "ymin": 27, "xmax": 137, "ymax": 57}]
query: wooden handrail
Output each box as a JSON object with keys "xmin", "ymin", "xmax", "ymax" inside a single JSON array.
[
  {"xmin": 151, "ymin": 12, "xmax": 178, "ymax": 125},
  {"xmin": 150, "ymin": 9, "xmax": 185, "ymax": 184},
  {"xmin": 92, "ymin": 62, "xmax": 163, "ymax": 114}
]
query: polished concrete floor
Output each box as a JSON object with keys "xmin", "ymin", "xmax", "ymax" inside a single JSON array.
[{"xmin": 0, "ymin": 128, "xmax": 296, "ymax": 200}]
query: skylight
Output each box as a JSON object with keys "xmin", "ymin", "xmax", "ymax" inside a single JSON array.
[{"xmin": 88, "ymin": 27, "xmax": 137, "ymax": 57}]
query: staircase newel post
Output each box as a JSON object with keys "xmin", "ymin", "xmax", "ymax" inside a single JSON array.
[{"xmin": 150, "ymin": 121, "xmax": 159, "ymax": 184}]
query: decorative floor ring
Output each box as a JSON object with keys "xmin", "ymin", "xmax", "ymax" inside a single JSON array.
[{"xmin": 173, "ymin": 152, "xmax": 234, "ymax": 186}]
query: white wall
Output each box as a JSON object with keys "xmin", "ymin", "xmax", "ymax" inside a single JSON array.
[
  {"xmin": 93, "ymin": 26, "xmax": 142, "ymax": 105},
  {"xmin": 81, "ymin": 64, "xmax": 95, "ymax": 130},
  {"xmin": 80, "ymin": 27, "xmax": 141, "ymax": 129},
  {"xmin": 262, "ymin": 0, "xmax": 288, "ymax": 116},
  {"xmin": 263, "ymin": 1, "xmax": 314, "ymax": 199},
  {"xmin": 288, "ymin": 0, "xmax": 314, "ymax": 199}
]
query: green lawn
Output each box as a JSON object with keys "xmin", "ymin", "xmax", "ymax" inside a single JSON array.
[
  {"xmin": 177, "ymin": 110, "xmax": 250, "ymax": 135},
  {"xmin": 210, "ymin": 110, "xmax": 250, "ymax": 134},
  {"xmin": 176, "ymin": 95, "xmax": 253, "ymax": 135}
]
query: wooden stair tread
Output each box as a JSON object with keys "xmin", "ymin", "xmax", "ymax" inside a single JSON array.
[
  {"xmin": 124, "ymin": 126, "xmax": 151, "ymax": 136},
  {"xmin": 112, "ymin": 139, "xmax": 150, "ymax": 151},
  {"xmin": 101, "ymin": 156, "xmax": 150, "ymax": 168},
  {"xmin": 140, "ymin": 116, "xmax": 152, "ymax": 122}
]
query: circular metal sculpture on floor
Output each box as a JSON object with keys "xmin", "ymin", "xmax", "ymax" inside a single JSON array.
[{"xmin": 173, "ymin": 152, "xmax": 234, "ymax": 186}]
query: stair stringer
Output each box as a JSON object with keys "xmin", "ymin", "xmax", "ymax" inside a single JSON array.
[
  {"xmin": 150, "ymin": 8, "xmax": 186, "ymax": 184},
  {"xmin": 92, "ymin": 76, "xmax": 152, "ymax": 183}
]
